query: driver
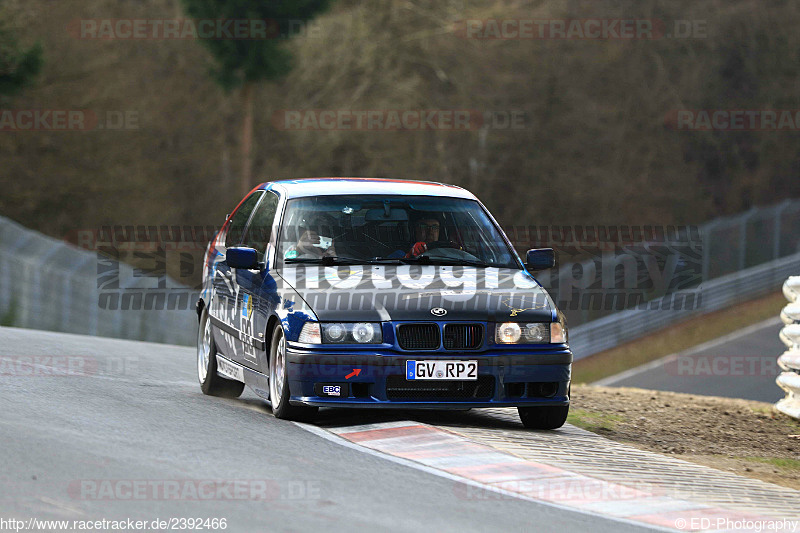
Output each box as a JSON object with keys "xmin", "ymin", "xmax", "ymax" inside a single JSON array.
[{"xmin": 406, "ymin": 216, "xmax": 441, "ymax": 258}]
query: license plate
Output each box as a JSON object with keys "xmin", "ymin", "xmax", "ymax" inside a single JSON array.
[{"xmin": 406, "ymin": 360, "xmax": 478, "ymax": 381}]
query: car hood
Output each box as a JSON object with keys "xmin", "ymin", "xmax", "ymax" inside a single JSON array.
[{"xmin": 278, "ymin": 265, "xmax": 555, "ymax": 323}]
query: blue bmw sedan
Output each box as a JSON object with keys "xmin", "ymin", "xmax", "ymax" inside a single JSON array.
[{"xmin": 196, "ymin": 178, "xmax": 571, "ymax": 429}]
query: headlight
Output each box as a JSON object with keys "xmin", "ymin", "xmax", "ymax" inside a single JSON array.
[
  {"xmin": 324, "ymin": 323, "xmax": 347, "ymax": 343},
  {"xmin": 524, "ymin": 323, "xmax": 549, "ymax": 343},
  {"xmin": 300, "ymin": 322, "xmax": 383, "ymax": 344},
  {"xmin": 496, "ymin": 322, "xmax": 522, "ymax": 343},
  {"xmin": 351, "ymin": 323, "xmax": 377, "ymax": 343},
  {"xmin": 495, "ymin": 322, "xmax": 567, "ymax": 344}
]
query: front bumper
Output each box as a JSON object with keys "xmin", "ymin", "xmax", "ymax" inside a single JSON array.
[{"xmin": 285, "ymin": 345, "xmax": 572, "ymax": 408}]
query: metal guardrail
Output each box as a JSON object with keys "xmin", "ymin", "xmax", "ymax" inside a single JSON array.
[
  {"xmin": 776, "ymin": 276, "xmax": 800, "ymax": 420},
  {"xmin": 0, "ymin": 216, "xmax": 196, "ymax": 346},
  {"xmin": 569, "ymin": 252, "xmax": 800, "ymax": 360}
]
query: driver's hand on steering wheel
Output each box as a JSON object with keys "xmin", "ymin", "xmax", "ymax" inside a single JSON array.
[{"xmin": 405, "ymin": 241, "xmax": 428, "ymax": 258}]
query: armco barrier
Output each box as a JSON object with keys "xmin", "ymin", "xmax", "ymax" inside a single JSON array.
[
  {"xmin": 569, "ymin": 252, "xmax": 800, "ymax": 360},
  {"xmin": 776, "ymin": 276, "xmax": 800, "ymax": 420},
  {"xmin": 0, "ymin": 216, "xmax": 197, "ymax": 346}
]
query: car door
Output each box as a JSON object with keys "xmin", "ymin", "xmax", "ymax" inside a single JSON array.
[
  {"xmin": 235, "ymin": 190, "xmax": 281, "ymax": 372},
  {"xmin": 211, "ymin": 190, "xmax": 263, "ymax": 359}
]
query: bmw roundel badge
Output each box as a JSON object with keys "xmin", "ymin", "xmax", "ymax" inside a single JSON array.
[{"xmin": 430, "ymin": 307, "xmax": 447, "ymax": 317}]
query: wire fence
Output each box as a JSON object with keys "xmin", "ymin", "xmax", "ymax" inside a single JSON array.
[{"xmin": 535, "ymin": 199, "xmax": 800, "ymax": 329}]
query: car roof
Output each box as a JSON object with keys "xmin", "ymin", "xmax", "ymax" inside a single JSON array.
[{"xmin": 260, "ymin": 177, "xmax": 477, "ymax": 200}]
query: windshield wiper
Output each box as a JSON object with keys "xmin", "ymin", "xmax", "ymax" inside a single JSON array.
[
  {"xmin": 403, "ymin": 257, "xmax": 495, "ymax": 268},
  {"xmin": 285, "ymin": 256, "xmax": 496, "ymax": 267},
  {"xmin": 285, "ymin": 256, "xmax": 407, "ymax": 266}
]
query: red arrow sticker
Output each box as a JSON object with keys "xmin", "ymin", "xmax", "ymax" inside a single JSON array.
[{"xmin": 345, "ymin": 369, "xmax": 361, "ymax": 380}]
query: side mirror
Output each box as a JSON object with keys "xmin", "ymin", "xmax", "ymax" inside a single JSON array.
[
  {"xmin": 526, "ymin": 248, "xmax": 555, "ymax": 271},
  {"xmin": 226, "ymin": 247, "xmax": 260, "ymax": 269}
]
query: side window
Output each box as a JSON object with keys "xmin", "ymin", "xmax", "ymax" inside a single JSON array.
[
  {"xmin": 225, "ymin": 191, "xmax": 263, "ymax": 248},
  {"xmin": 242, "ymin": 191, "xmax": 279, "ymax": 255}
]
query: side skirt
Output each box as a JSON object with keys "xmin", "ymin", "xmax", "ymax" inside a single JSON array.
[{"xmin": 215, "ymin": 353, "xmax": 271, "ymax": 400}]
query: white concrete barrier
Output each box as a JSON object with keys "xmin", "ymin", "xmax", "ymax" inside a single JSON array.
[
  {"xmin": 783, "ymin": 276, "xmax": 800, "ymax": 303},
  {"xmin": 778, "ymin": 350, "xmax": 800, "ymax": 372},
  {"xmin": 778, "ymin": 324, "xmax": 800, "ymax": 349},
  {"xmin": 776, "ymin": 277, "xmax": 800, "ymax": 420},
  {"xmin": 780, "ymin": 302, "xmax": 800, "ymax": 324},
  {"xmin": 775, "ymin": 373, "xmax": 800, "ymax": 419}
]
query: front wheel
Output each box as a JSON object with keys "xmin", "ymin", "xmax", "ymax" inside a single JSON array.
[
  {"xmin": 518, "ymin": 405, "xmax": 569, "ymax": 430},
  {"xmin": 197, "ymin": 308, "xmax": 245, "ymax": 398},
  {"xmin": 269, "ymin": 324, "xmax": 318, "ymax": 421}
]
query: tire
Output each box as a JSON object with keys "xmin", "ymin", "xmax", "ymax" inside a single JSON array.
[
  {"xmin": 269, "ymin": 323, "xmax": 318, "ymax": 421},
  {"xmin": 518, "ymin": 405, "xmax": 569, "ymax": 430},
  {"xmin": 197, "ymin": 308, "xmax": 245, "ymax": 398}
]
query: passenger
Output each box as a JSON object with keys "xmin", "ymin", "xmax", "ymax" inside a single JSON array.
[{"xmin": 284, "ymin": 215, "xmax": 338, "ymax": 259}]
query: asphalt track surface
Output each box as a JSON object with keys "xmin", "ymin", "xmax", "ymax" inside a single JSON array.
[
  {"xmin": 0, "ymin": 326, "xmax": 655, "ymax": 533},
  {"xmin": 597, "ymin": 318, "xmax": 785, "ymax": 402}
]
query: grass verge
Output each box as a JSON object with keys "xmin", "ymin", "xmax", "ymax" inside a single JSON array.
[
  {"xmin": 567, "ymin": 408, "xmax": 625, "ymax": 433},
  {"xmin": 745, "ymin": 456, "xmax": 800, "ymax": 470}
]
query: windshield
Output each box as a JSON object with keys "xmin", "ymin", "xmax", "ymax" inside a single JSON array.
[{"xmin": 277, "ymin": 195, "xmax": 520, "ymax": 268}]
